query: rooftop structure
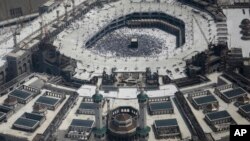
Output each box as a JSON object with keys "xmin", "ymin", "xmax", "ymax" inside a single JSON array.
[
  {"xmin": 67, "ymin": 119, "xmax": 94, "ymax": 140},
  {"xmin": 13, "ymin": 112, "xmax": 45, "ymax": 132},
  {"xmin": 0, "ymin": 73, "xmax": 71, "ymax": 141},
  {"xmin": 193, "ymin": 95, "xmax": 217, "ymax": 106},
  {"xmin": 153, "ymin": 118, "xmax": 181, "ymax": 139},
  {"xmin": 205, "ymin": 110, "xmax": 236, "ymax": 132},
  {"xmin": 33, "ymin": 104, "xmax": 47, "ymax": 115},
  {"xmin": 148, "ymin": 101, "xmax": 174, "ymax": 115},
  {"xmin": 70, "ymin": 119, "xmax": 94, "ymax": 128},
  {"xmin": 214, "ymin": 84, "xmax": 249, "ymax": 103},
  {"xmin": 3, "ymin": 97, "xmax": 18, "ymax": 108},
  {"xmin": 191, "ymin": 95, "xmax": 219, "ymax": 111},
  {"xmin": 8, "ymin": 89, "xmax": 33, "ymax": 104},
  {"xmin": 13, "ymin": 118, "xmax": 40, "ymax": 131},
  {"xmin": 35, "ymin": 96, "xmax": 60, "ymax": 110},
  {"xmin": 238, "ymin": 104, "xmax": 250, "ymax": 121},
  {"xmin": 0, "ymin": 105, "xmax": 14, "ymax": 122},
  {"xmin": 223, "ymin": 88, "xmax": 246, "ymax": 98},
  {"xmin": 205, "ymin": 110, "xmax": 231, "ymax": 122},
  {"xmin": 77, "ymin": 102, "xmax": 96, "ymax": 115},
  {"xmin": 154, "ymin": 118, "xmax": 178, "ymax": 128}
]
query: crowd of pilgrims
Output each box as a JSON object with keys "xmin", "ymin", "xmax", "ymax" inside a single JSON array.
[{"xmin": 89, "ymin": 27, "xmax": 176, "ymax": 57}]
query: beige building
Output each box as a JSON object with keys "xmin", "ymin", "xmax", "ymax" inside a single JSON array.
[{"xmin": 0, "ymin": 0, "xmax": 48, "ymax": 21}]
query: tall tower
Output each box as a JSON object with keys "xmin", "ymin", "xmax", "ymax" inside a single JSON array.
[
  {"xmin": 39, "ymin": 21, "xmax": 44, "ymax": 38},
  {"xmin": 63, "ymin": 2, "xmax": 68, "ymax": 21},
  {"xmin": 137, "ymin": 89, "xmax": 150, "ymax": 141},
  {"xmin": 56, "ymin": 10, "xmax": 60, "ymax": 24},
  {"xmin": 71, "ymin": 0, "xmax": 75, "ymax": 16},
  {"xmin": 12, "ymin": 28, "xmax": 20, "ymax": 48},
  {"xmin": 92, "ymin": 87, "xmax": 106, "ymax": 141}
]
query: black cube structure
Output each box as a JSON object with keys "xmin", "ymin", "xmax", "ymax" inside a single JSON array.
[{"xmin": 129, "ymin": 38, "xmax": 138, "ymax": 49}]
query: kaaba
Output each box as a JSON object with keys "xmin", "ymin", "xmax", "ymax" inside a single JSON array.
[{"xmin": 129, "ymin": 37, "xmax": 138, "ymax": 48}]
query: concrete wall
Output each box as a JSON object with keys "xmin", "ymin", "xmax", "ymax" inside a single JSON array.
[{"xmin": 0, "ymin": 0, "xmax": 48, "ymax": 21}]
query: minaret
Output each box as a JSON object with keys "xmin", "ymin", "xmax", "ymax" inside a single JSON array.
[
  {"xmin": 137, "ymin": 88, "xmax": 150, "ymax": 141},
  {"xmin": 71, "ymin": 0, "xmax": 75, "ymax": 16},
  {"xmin": 56, "ymin": 10, "xmax": 60, "ymax": 24},
  {"xmin": 39, "ymin": 21, "xmax": 43, "ymax": 38},
  {"xmin": 92, "ymin": 87, "xmax": 106, "ymax": 141},
  {"xmin": 12, "ymin": 28, "xmax": 20, "ymax": 48},
  {"xmin": 64, "ymin": 2, "xmax": 68, "ymax": 21}
]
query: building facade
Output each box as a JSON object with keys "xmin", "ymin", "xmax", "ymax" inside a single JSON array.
[
  {"xmin": 0, "ymin": 0, "xmax": 48, "ymax": 21},
  {"xmin": 6, "ymin": 50, "xmax": 32, "ymax": 81}
]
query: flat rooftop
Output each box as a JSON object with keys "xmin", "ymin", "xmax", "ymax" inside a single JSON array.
[
  {"xmin": 222, "ymin": 88, "xmax": 247, "ymax": 99},
  {"xmin": 25, "ymin": 77, "xmax": 45, "ymax": 89},
  {"xmin": 13, "ymin": 117, "xmax": 39, "ymax": 129},
  {"xmin": 149, "ymin": 101, "xmax": 173, "ymax": 111},
  {"xmin": 0, "ymin": 89, "xmax": 70, "ymax": 140},
  {"xmin": 154, "ymin": 118, "xmax": 178, "ymax": 128},
  {"xmin": 9, "ymin": 89, "xmax": 32, "ymax": 100},
  {"xmin": 59, "ymin": 97, "xmax": 95, "ymax": 131},
  {"xmin": 79, "ymin": 102, "xmax": 95, "ymax": 110},
  {"xmin": 36, "ymin": 96, "xmax": 60, "ymax": 106},
  {"xmin": 193, "ymin": 95, "xmax": 217, "ymax": 105},
  {"xmin": 239, "ymin": 104, "xmax": 250, "ymax": 113},
  {"xmin": 70, "ymin": 119, "xmax": 94, "ymax": 128},
  {"xmin": 205, "ymin": 110, "xmax": 231, "ymax": 121},
  {"xmin": 13, "ymin": 112, "xmax": 45, "ymax": 132},
  {"xmin": 184, "ymin": 85, "xmax": 249, "ymax": 140},
  {"xmin": 22, "ymin": 112, "xmax": 44, "ymax": 121},
  {"xmin": 0, "ymin": 105, "xmax": 12, "ymax": 113}
]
